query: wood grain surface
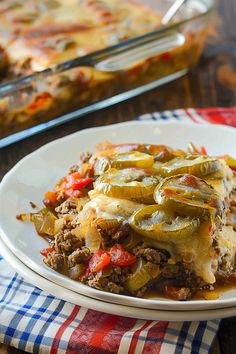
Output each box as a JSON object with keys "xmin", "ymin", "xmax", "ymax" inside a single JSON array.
[{"xmin": 0, "ymin": 0, "xmax": 235, "ymax": 353}]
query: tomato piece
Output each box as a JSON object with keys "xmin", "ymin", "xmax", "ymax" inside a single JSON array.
[
  {"xmin": 27, "ymin": 92, "xmax": 52, "ymax": 111},
  {"xmin": 83, "ymin": 263, "xmax": 91, "ymax": 278},
  {"xmin": 62, "ymin": 172, "xmax": 81, "ymax": 189},
  {"xmin": 76, "ymin": 69, "xmax": 90, "ymax": 89},
  {"xmin": 89, "ymin": 250, "xmax": 111, "ymax": 273},
  {"xmin": 163, "ymin": 285, "xmax": 189, "ymax": 300},
  {"xmin": 208, "ymin": 224, "xmax": 212, "ymax": 234},
  {"xmin": 43, "ymin": 191, "xmax": 57, "ymax": 207},
  {"xmin": 199, "ymin": 146, "xmax": 208, "ymax": 155},
  {"xmin": 63, "ymin": 173, "xmax": 93, "ymax": 190},
  {"xmin": 160, "ymin": 52, "xmax": 171, "ymax": 62},
  {"xmin": 109, "ymin": 244, "xmax": 136, "ymax": 267},
  {"xmin": 40, "ymin": 247, "xmax": 55, "ymax": 257},
  {"xmin": 127, "ymin": 64, "xmax": 143, "ymax": 76}
]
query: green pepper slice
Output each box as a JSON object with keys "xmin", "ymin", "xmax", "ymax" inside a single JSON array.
[
  {"xmin": 124, "ymin": 258, "xmax": 157, "ymax": 292},
  {"xmin": 94, "ymin": 168, "xmax": 159, "ymax": 203},
  {"xmin": 154, "ymin": 174, "xmax": 221, "ymax": 217},
  {"xmin": 130, "ymin": 204, "xmax": 200, "ymax": 241},
  {"xmin": 155, "ymin": 155, "xmax": 221, "ymax": 177}
]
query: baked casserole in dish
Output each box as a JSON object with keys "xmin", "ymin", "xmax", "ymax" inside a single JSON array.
[{"xmin": 0, "ymin": 0, "xmax": 214, "ymax": 144}]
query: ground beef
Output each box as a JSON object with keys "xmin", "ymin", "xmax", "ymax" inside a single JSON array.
[
  {"xmin": 69, "ymin": 164, "xmax": 81, "ymax": 173},
  {"xmin": 230, "ymin": 190, "xmax": 236, "ymax": 206},
  {"xmin": 68, "ymin": 248, "xmax": 91, "ymax": 267},
  {"xmin": 106, "ymin": 281, "xmax": 124, "ymax": 294},
  {"xmin": 100, "ymin": 223, "xmax": 132, "ymax": 247},
  {"xmin": 87, "ymin": 274, "xmax": 124, "ymax": 294},
  {"xmin": 161, "ymin": 264, "xmax": 182, "ymax": 279},
  {"xmin": 107, "ymin": 266, "xmax": 129, "ymax": 283},
  {"xmin": 99, "ymin": 230, "xmax": 112, "ymax": 248},
  {"xmin": 112, "ymin": 223, "xmax": 131, "ymax": 241},
  {"xmin": 44, "ymin": 251, "xmax": 64, "ymax": 271},
  {"xmin": 85, "ymin": 266, "xmax": 129, "ymax": 294},
  {"xmin": 53, "ymin": 231, "xmax": 84, "ymax": 254},
  {"xmin": 133, "ymin": 244, "xmax": 169, "ymax": 264},
  {"xmin": 226, "ymin": 207, "xmax": 236, "ymax": 230},
  {"xmin": 55, "ymin": 199, "xmax": 78, "ymax": 216},
  {"xmin": 136, "ymin": 286, "xmax": 148, "ymax": 297},
  {"xmin": 134, "ymin": 247, "xmax": 161, "ymax": 264},
  {"xmin": 158, "ymin": 263, "xmax": 200, "ymax": 298},
  {"xmin": 80, "ymin": 151, "xmax": 92, "ymax": 163}
]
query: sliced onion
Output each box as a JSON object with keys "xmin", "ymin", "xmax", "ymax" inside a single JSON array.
[
  {"xmin": 76, "ymin": 197, "xmax": 90, "ymax": 212},
  {"xmin": 96, "ymin": 218, "xmax": 120, "ymax": 230},
  {"xmin": 73, "ymin": 224, "xmax": 88, "ymax": 240},
  {"xmin": 85, "ymin": 223, "xmax": 102, "ymax": 252},
  {"xmin": 18, "ymin": 213, "xmax": 33, "ymax": 222},
  {"xmin": 68, "ymin": 264, "xmax": 85, "ymax": 280},
  {"xmin": 54, "ymin": 218, "xmax": 64, "ymax": 234}
]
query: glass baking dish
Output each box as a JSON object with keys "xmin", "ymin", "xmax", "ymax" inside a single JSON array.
[{"xmin": 0, "ymin": 0, "xmax": 214, "ymax": 148}]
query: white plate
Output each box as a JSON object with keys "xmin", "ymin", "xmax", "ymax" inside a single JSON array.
[
  {"xmin": 1, "ymin": 234, "xmax": 235, "ymax": 321},
  {"xmin": 1, "ymin": 121, "xmax": 236, "ymax": 311}
]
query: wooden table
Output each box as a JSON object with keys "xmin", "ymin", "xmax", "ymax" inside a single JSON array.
[{"xmin": 0, "ymin": 0, "xmax": 235, "ymax": 353}]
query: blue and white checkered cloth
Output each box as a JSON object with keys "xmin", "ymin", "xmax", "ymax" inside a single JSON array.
[
  {"xmin": 1, "ymin": 108, "xmax": 230, "ymax": 354},
  {"xmin": 0, "ymin": 254, "xmax": 220, "ymax": 354}
]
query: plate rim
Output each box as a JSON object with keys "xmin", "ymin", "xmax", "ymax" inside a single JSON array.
[
  {"xmin": 2, "ymin": 120, "xmax": 236, "ymax": 179},
  {"xmin": 0, "ymin": 234, "xmax": 232, "ymax": 322},
  {"xmin": 1, "ymin": 120, "xmax": 236, "ymax": 311}
]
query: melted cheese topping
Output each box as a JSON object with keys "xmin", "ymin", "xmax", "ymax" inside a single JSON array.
[
  {"xmin": 79, "ymin": 191, "xmax": 144, "ymax": 222},
  {"xmin": 172, "ymin": 161, "xmax": 236, "ymax": 283},
  {"xmin": 176, "ymin": 222, "xmax": 216, "ymax": 284},
  {"xmin": 0, "ymin": 0, "xmax": 162, "ymax": 69},
  {"xmin": 217, "ymin": 226, "xmax": 236, "ymax": 267},
  {"xmin": 77, "ymin": 159, "xmax": 236, "ymax": 285},
  {"xmin": 205, "ymin": 160, "xmax": 234, "ymax": 199}
]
